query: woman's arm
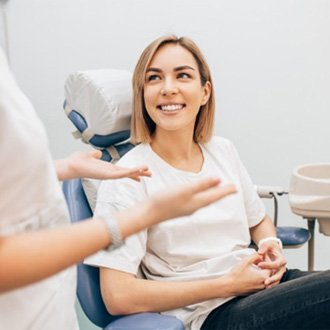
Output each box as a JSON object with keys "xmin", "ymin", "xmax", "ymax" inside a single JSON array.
[
  {"xmin": 0, "ymin": 218, "xmax": 109, "ymax": 292},
  {"xmin": 54, "ymin": 150, "xmax": 151, "ymax": 181},
  {"xmin": 100, "ymin": 253, "xmax": 270, "ymax": 315},
  {"xmin": 249, "ymin": 215, "xmax": 277, "ymax": 245},
  {"xmin": 0, "ymin": 177, "xmax": 235, "ymax": 293}
]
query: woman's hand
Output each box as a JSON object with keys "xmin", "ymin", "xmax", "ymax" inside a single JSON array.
[
  {"xmin": 149, "ymin": 177, "xmax": 237, "ymax": 223},
  {"xmin": 224, "ymin": 253, "xmax": 271, "ymax": 297},
  {"xmin": 257, "ymin": 241, "xmax": 287, "ymax": 289},
  {"xmin": 55, "ymin": 150, "xmax": 152, "ymax": 181}
]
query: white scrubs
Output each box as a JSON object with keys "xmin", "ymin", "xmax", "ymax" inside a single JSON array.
[{"xmin": 0, "ymin": 49, "xmax": 78, "ymax": 330}]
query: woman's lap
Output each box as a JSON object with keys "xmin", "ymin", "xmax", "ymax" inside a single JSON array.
[{"xmin": 201, "ymin": 269, "xmax": 330, "ymax": 330}]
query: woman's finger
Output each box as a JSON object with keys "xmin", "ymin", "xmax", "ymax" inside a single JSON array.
[
  {"xmin": 108, "ymin": 166, "xmax": 152, "ymax": 180},
  {"xmin": 192, "ymin": 182, "xmax": 237, "ymax": 207},
  {"xmin": 258, "ymin": 257, "xmax": 286, "ymax": 270},
  {"xmin": 264, "ymin": 267, "xmax": 286, "ymax": 287},
  {"xmin": 186, "ymin": 177, "xmax": 222, "ymax": 194}
]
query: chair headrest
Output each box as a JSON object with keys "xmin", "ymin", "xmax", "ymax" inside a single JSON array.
[{"xmin": 64, "ymin": 69, "xmax": 132, "ymax": 147}]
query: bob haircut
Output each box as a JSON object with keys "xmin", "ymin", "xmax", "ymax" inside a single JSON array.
[{"xmin": 131, "ymin": 35, "xmax": 215, "ymax": 144}]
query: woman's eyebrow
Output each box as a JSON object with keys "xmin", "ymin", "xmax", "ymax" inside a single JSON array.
[
  {"xmin": 174, "ymin": 65, "xmax": 195, "ymax": 72},
  {"xmin": 146, "ymin": 67, "xmax": 162, "ymax": 73},
  {"xmin": 146, "ymin": 65, "xmax": 195, "ymax": 73}
]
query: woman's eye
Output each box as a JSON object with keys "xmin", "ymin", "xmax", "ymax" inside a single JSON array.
[
  {"xmin": 177, "ymin": 72, "xmax": 191, "ymax": 79},
  {"xmin": 147, "ymin": 74, "xmax": 161, "ymax": 82}
]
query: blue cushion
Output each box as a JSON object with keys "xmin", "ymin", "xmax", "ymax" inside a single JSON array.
[
  {"xmin": 66, "ymin": 108, "xmax": 131, "ymax": 148},
  {"xmin": 276, "ymin": 226, "xmax": 310, "ymax": 247}
]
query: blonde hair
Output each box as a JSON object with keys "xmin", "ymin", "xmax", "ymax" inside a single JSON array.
[{"xmin": 131, "ymin": 35, "xmax": 215, "ymax": 144}]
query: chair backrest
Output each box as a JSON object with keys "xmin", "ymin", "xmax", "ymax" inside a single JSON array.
[
  {"xmin": 62, "ymin": 68, "xmax": 134, "ymax": 326},
  {"xmin": 62, "ymin": 178, "xmax": 121, "ymax": 328},
  {"xmin": 63, "ymin": 69, "xmax": 133, "ymax": 158}
]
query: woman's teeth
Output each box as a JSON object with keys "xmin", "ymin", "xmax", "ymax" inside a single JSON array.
[{"xmin": 159, "ymin": 104, "xmax": 184, "ymax": 112}]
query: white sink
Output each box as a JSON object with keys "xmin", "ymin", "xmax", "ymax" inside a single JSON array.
[{"xmin": 289, "ymin": 163, "xmax": 330, "ymax": 235}]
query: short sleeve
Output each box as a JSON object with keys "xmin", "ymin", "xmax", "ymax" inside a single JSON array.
[{"xmin": 227, "ymin": 140, "xmax": 266, "ymax": 227}]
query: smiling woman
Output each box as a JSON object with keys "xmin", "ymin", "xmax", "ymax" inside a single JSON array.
[
  {"xmin": 143, "ymin": 44, "xmax": 211, "ymax": 150},
  {"xmin": 84, "ymin": 35, "xmax": 330, "ymax": 330},
  {"xmin": 131, "ymin": 35, "xmax": 215, "ymax": 145}
]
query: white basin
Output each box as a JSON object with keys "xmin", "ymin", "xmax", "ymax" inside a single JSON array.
[{"xmin": 289, "ymin": 163, "xmax": 330, "ymax": 235}]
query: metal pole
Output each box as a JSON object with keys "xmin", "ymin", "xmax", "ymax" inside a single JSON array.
[{"xmin": 307, "ymin": 218, "xmax": 316, "ymax": 271}]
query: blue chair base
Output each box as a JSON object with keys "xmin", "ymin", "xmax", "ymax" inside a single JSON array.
[{"xmin": 105, "ymin": 313, "xmax": 184, "ymax": 330}]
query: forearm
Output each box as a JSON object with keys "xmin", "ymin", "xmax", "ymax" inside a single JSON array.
[
  {"xmin": 112, "ymin": 199, "xmax": 160, "ymax": 239},
  {"xmin": 249, "ymin": 215, "xmax": 276, "ymax": 245},
  {"xmin": 54, "ymin": 158, "xmax": 74, "ymax": 181},
  {"xmin": 0, "ymin": 218, "xmax": 109, "ymax": 292},
  {"xmin": 101, "ymin": 271, "xmax": 232, "ymax": 315},
  {"xmin": 0, "ymin": 200, "xmax": 168, "ymax": 293}
]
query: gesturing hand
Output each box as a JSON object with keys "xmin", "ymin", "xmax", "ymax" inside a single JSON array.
[
  {"xmin": 57, "ymin": 150, "xmax": 152, "ymax": 181},
  {"xmin": 149, "ymin": 177, "xmax": 237, "ymax": 223}
]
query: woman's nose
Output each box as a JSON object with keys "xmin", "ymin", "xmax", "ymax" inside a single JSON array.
[{"xmin": 160, "ymin": 78, "xmax": 179, "ymax": 96}]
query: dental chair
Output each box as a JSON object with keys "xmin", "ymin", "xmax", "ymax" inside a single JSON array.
[
  {"xmin": 62, "ymin": 69, "xmax": 185, "ymax": 330},
  {"xmin": 61, "ymin": 69, "xmax": 312, "ymax": 329}
]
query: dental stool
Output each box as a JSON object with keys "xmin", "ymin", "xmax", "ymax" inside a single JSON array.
[
  {"xmin": 289, "ymin": 163, "xmax": 330, "ymax": 270},
  {"xmin": 62, "ymin": 69, "xmax": 185, "ymax": 330}
]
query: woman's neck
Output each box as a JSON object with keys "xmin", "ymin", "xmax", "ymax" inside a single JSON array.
[{"xmin": 150, "ymin": 129, "xmax": 204, "ymax": 173}]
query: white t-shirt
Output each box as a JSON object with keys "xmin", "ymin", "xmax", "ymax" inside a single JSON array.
[
  {"xmin": 85, "ymin": 139, "xmax": 265, "ymax": 330},
  {"xmin": 0, "ymin": 49, "xmax": 78, "ymax": 330}
]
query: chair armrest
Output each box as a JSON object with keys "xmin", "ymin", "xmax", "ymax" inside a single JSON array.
[{"xmin": 255, "ymin": 185, "xmax": 288, "ymax": 198}]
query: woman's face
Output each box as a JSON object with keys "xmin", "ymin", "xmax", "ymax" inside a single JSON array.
[{"xmin": 143, "ymin": 43, "xmax": 210, "ymax": 136}]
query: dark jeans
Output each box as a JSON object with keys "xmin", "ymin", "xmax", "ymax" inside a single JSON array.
[{"xmin": 201, "ymin": 269, "xmax": 330, "ymax": 330}]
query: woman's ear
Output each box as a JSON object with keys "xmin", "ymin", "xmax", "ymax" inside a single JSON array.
[{"xmin": 201, "ymin": 81, "xmax": 211, "ymax": 105}]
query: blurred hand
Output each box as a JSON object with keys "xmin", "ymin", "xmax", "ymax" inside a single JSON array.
[
  {"xmin": 56, "ymin": 150, "xmax": 152, "ymax": 181},
  {"xmin": 149, "ymin": 177, "xmax": 236, "ymax": 223}
]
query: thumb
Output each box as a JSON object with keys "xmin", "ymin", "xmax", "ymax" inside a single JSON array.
[
  {"xmin": 90, "ymin": 149, "xmax": 102, "ymax": 159},
  {"xmin": 257, "ymin": 244, "xmax": 268, "ymax": 256},
  {"xmin": 257, "ymin": 245, "xmax": 265, "ymax": 253},
  {"xmin": 248, "ymin": 253, "xmax": 264, "ymax": 266}
]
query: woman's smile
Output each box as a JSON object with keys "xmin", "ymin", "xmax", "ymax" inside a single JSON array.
[{"xmin": 157, "ymin": 103, "xmax": 186, "ymax": 115}]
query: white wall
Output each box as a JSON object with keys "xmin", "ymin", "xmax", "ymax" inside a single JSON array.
[{"xmin": 5, "ymin": 0, "xmax": 330, "ymax": 269}]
